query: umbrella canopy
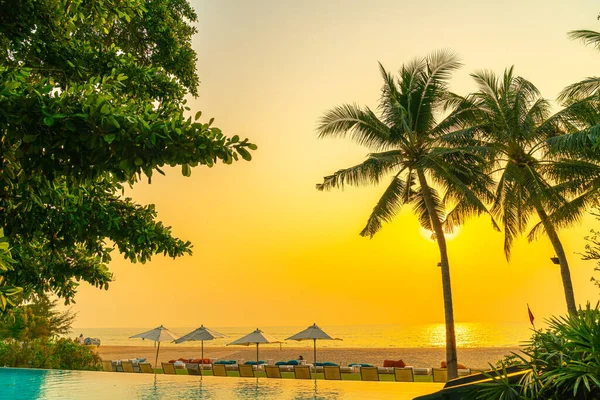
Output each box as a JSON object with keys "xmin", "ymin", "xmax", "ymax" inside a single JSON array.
[
  {"xmin": 174, "ymin": 325, "xmax": 227, "ymax": 375},
  {"xmin": 286, "ymin": 323, "xmax": 340, "ymax": 366},
  {"xmin": 130, "ymin": 325, "xmax": 180, "ymax": 369},
  {"xmin": 228, "ymin": 328, "xmax": 282, "ymax": 366},
  {"xmin": 175, "ymin": 325, "xmax": 227, "ymax": 343}
]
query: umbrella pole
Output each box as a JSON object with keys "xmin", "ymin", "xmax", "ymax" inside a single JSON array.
[
  {"xmin": 313, "ymin": 338, "xmax": 317, "ymax": 367},
  {"xmin": 201, "ymin": 340, "xmax": 204, "ymax": 377},
  {"xmin": 155, "ymin": 341, "xmax": 161, "ymax": 369},
  {"xmin": 256, "ymin": 343, "xmax": 259, "ymax": 367}
]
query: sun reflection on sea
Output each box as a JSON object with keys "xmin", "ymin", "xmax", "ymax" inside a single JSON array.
[{"xmin": 424, "ymin": 323, "xmax": 498, "ymax": 348}]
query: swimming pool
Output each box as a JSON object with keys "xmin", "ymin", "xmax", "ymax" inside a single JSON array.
[{"xmin": 0, "ymin": 368, "xmax": 443, "ymax": 399}]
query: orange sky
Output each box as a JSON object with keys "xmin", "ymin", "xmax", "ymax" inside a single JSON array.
[{"xmin": 71, "ymin": 0, "xmax": 600, "ymax": 328}]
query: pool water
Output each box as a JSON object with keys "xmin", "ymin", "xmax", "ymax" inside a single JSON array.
[{"xmin": 0, "ymin": 368, "xmax": 443, "ymax": 399}]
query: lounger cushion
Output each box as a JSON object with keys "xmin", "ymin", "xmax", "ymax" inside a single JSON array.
[
  {"xmin": 395, "ymin": 360, "xmax": 406, "ymax": 368},
  {"xmin": 349, "ymin": 363, "xmax": 374, "ymax": 367},
  {"xmin": 323, "ymin": 362, "xmax": 338, "ymax": 366},
  {"xmin": 191, "ymin": 358, "xmax": 211, "ymax": 364},
  {"xmin": 383, "ymin": 360, "xmax": 395, "ymax": 368},
  {"xmin": 244, "ymin": 361, "xmax": 267, "ymax": 365},
  {"xmin": 275, "ymin": 361, "xmax": 287, "ymax": 366},
  {"xmin": 287, "ymin": 360, "xmax": 300, "ymax": 365}
]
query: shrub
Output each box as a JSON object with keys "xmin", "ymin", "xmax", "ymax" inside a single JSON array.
[
  {"xmin": 51, "ymin": 338, "xmax": 101, "ymax": 371},
  {"xmin": 471, "ymin": 303, "xmax": 600, "ymax": 400},
  {"xmin": 0, "ymin": 338, "xmax": 100, "ymax": 371}
]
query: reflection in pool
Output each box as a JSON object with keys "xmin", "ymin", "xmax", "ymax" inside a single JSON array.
[{"xmin": 0, "ymin": 368, "xmax": 443, "ymax": 400}]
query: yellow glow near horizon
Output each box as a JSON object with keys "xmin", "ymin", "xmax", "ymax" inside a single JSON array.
[{"xmin": 66, "ymin": 0, "xmax": 600, "ymax": 330}]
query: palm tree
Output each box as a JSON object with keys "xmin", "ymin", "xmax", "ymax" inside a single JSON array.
[
  {"xmin": 446, "ymin": 67, "xmax": 600, "ymax": 315},
  {"xmin": 316, "ymin": 51, "xmax": 495, "ymax": 379},
  {"xmin": 560, "ymin": 30, "xmax": 600, "ymax": 104}
]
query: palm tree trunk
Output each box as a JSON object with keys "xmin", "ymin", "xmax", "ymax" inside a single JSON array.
[
  {"xmin": 534, "ymin": 206, "xmax": 577, "ymax": 315},
  {"xmin": 417, "ymin": 169, "xmax": 458, "ymax": 380}
]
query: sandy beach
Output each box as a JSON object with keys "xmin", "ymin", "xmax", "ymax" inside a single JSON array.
[{"xmin": 97, "ymin": 346, "xmax": 520, "ymax": 370}]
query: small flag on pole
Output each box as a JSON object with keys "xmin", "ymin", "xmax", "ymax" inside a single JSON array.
[{"xmin": 527, "ymin": 303, "xmax": 535, "ymax": 328}]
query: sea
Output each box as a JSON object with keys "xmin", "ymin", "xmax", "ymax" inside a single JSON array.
[{"xmin": 71, "ymin": 322, "xmax": 535, "ymax": 349}]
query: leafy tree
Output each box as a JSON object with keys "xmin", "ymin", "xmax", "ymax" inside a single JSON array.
[
  {"xmin": 446, "ymin": 68, "xmax": 600, "ymax": 315},
  {"xmin": 315, "ymin": 51, "xmax": 495, "ymax": 379},
  {"xmin": 0, "ymin": 293, "xmax": 76, "ymax": 341},
  {"xmin": 0, "ymin": 0, "xmax": 256, "ymax": 305},
  {"xmin": 0, "ymin": 229, "xmax": 22, "ymax": 310}
]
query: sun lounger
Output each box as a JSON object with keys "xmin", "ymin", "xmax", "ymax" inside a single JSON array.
[
  {"xmin": 121, "ymin": 361, "xmax": 135, "ymax": 373},
  {"xmin": 102, "ymin": 360, "xmax": 114, "ymax": 372},
  {"xmin": 458, "ymin": 368, "xmax": 472, "ymax": 376},
  {"xmin": 212, "ymin": 363, "xmax": 227, "ymax": 377},
  {"xmin": 323, "ymin": 365, "xmax": 342, "ymax": 380},
  {"xmin": 360, "ymin": 366, "xmax": 379, "ymax": 381},
  {"xmin": 186, "ymin": 363, "xmax": 202, "ymax": 375},
  {"xmin": 264, "ymin": 365, "xmax": 282, "ymax": 378},
  {"xmin": 161, "ymin": 362, "xmax": 177, "ymax": 375},
  {"xmin": 238, "ymin": 364, "xmax": 255, "ymax": 378},
  {"xmin": 294, "ymin": 365, "xmax": 312, "ymax": 379},
  {"xmin": 139, "ymin": 363, "xmax": 153, "ymax": 373},
  {"xmin": 432, "ymin": 368, "xmax": 448, "ymax": 382},
  {"xmin": 111, "ymin": 361, "xmax": 124, "ymax": 372},
  {"xmin": 394, "ymin": 367, "xmax": 414, "ymax": 382}
]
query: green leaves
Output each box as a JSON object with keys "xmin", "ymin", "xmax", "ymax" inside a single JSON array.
[
  {"xmin": 0, "ymin": 230, "xmax": 22, "ymax": 311},
  {"xmin": 0, "ymin": 0, "xmax": 255, "ymax": 310},
  {"xmin": 472, "ymin": 304, "xmax": 600, "ymax": 399},
  {"xmin": 22, "ymin": 135, "xmax": 38, "ymax": 143},
  {"xmin": 103, "ymin": 134, "xmax": 116, "ymax": 144}
]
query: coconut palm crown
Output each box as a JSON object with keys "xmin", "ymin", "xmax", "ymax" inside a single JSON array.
[
  {"xmin": 445, "ymin": 67, "xmax": 600, "ymax": 315},
  {"xmin": 316, "ymin": 51, "xmax": 496, "ymax": 379}
]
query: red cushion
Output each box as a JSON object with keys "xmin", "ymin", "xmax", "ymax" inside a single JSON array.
[
  {"xmin": 440, "ymin": 361, "xmax": 447, "ymax": 368},
  {"xmin": 394, "ymin": 360, "xmax": 406, "ymax": 368},
  {"xmin": 383, "ymin": 360, "xmax": 395, "ymax": 368},
  {"xmin": 168, "ymin": 359, "xmax": 177, "ymax": 364}
]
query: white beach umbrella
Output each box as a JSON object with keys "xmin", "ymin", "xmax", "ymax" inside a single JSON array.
[
  {"xmin": 227, "ymin": 328, "xmax": 282, "ymax": 366},
  {"xmin": 286, "ymin": 323, "xmax": 341, "ymax": 366},
  {"xmin": 129, "ymin": 325, "xmax": 180, "ymax": 368},
  {"xmin": 174, "ymin": 325, "xmax": 228, "ymax": 375}
]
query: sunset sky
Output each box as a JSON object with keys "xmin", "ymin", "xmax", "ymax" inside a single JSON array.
[{"xmin": 71, "ymin": 0, "xmax": 600, "ymax": 329}]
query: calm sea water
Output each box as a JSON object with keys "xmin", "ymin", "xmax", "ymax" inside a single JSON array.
[{"xmin": 72, "ymin": 323, "xmax": 534, "ymax": 349}]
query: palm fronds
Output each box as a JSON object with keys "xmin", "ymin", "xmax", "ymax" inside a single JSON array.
[
  {"xmin": 359, "ymin": 173, "xmax": 409, "ymax": 238},
  {"xmin": 317, "ymin": 104, "xmax": 392, "ymax": 151},
  {"xmin": 316, "ymin": 151, "xmax": 403, "ymax": 191}
]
